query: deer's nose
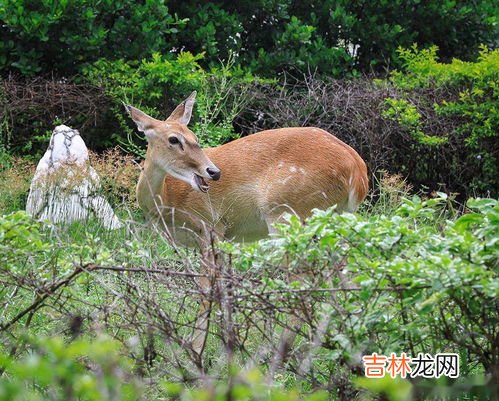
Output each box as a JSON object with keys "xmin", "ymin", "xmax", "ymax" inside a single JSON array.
[{"xmin": 206, "ymin": 167, "xmax": 221, "ymax": 181}]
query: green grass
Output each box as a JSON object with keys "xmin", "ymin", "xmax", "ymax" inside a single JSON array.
[{"xmin": 0, "ymin": 160, "xmax": 497, "ymax": 401}]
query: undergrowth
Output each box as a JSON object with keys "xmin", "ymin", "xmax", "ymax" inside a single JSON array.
[{"xmin": 0, "ymin": 161, "xmax": 497, "ymax": 400}]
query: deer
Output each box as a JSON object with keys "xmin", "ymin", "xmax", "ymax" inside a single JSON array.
[{"xmin": 125, "ymin": 91, "xmax": 368, "ymax": 364}]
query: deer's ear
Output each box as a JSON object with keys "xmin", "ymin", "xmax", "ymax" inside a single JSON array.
[
  {"xmin": 166, "ymin": 91, "xmax": 196, "ymax": 125},
  {"xmin": 124, "ymin": 104, "xmax": 158, "ymax": 138}
]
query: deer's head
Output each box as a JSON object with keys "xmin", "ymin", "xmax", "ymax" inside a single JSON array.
[{"xmin": 125, "ymin": 92, "xmax": 221, "ymax": 193}]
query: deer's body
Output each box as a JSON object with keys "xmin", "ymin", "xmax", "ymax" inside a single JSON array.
[
  {"xmin": 127, "ymin": 92, "xmax": 368, "ymax": 359},
  {"xmin": 137, "ymin": 126, "xmax": 368, "ymax": 243}
]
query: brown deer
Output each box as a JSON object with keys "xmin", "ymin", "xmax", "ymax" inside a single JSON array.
[{"xmin": 126, "ymin": 91, "xmax": 368, "ymax": 360}]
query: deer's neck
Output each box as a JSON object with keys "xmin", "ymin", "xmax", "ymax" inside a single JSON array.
[{"xmin": 137, "ymin": 159, "xmax": 167, "ymax": 215}]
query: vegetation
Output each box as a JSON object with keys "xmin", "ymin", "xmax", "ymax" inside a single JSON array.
[
  {"xmin": 0, "ymin": 1, "xmax": 497, "ymax": 399},
  {"xmin": 385, "ymin": 46, "xmax": 498, "ymax": 195},
  {"xmin": 2, "ymin": 45, "xmax": 497, "ymax": 197},
  {"xmin": 0, "ymin": 161, "xmax": 497, "ymax": 399},
  {"xmin": 1, "ymin": 0, "xmax": 496, "ymax": 77}
]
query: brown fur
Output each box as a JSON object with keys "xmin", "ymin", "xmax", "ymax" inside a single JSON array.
[{"xmin": 139, "ymin": 126, "xmax": 368, "ymax": 243}]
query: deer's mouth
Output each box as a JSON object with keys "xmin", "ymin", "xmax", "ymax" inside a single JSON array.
[{"xmin": 194, "ymin": 174, "xmax": 210, "ymax": 193}]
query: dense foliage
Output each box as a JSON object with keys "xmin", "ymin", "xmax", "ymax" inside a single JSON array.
[
  {"xmin": 0, "ymin": 336, "xmax": 140, "ymax": 401},
  {"xmin": 1, "ymin": 0, "xmax": 496, "ymax": 78},
  {"xmin": 0, "ymin": 192, "xmax": 497, "ymax": 400},
  {"xmin": 228, "ymin": 196, "xmax": 498, "ymax": 379},
  {"xmin": 386, "ymin": 46, "xmax": 498, "ymax": 195},
  {"xmin": 0, "ymin": 0, "xmax": 187, "ymax": 77}
]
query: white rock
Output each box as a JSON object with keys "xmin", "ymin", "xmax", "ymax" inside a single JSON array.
[{"xmin": 26, "ymin": 125, "xmax": 122, "ymax": 229}]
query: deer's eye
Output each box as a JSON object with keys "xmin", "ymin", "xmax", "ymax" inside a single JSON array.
[{"xmin": 168, "ymin": 136, "xmax": 180, "ymax": 145}]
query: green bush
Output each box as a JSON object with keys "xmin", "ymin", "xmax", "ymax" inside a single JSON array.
[
  {"xmin": 0, "ymin": 186, "xmax": 497, "ymax": 399},
  {"xmin": 249, "ymin": 15, "xmax": 355, "ymax": 77},
  {"xmin": 223, "ymin": 195, "xmax": 498, "ymax": 398},
  {"xmin": 387, "ymin": 46, "xmax": 498, "ymax": 195},
  {"xmin": 0, "ymin": 336, "xmax": 332, "ymax": 401},
  {"xmin": 171, "ymin": 3, "xmax": 244, "ymax": 64},
  {"xmin": 83, "ymin": 52, "xmax": 206, "ymax": 109},
  {"xmin": 0, "ymin": 336, "xmax": 139, "ymax": 401},
  {"xmin": 83, "ymin": 52, "xmax": 262, "ymax": 151},
  {"xmin": 171, "ymin": 1, "xmax": 497, "ymax": 76},
  {"xmin": 0, "ymin": 0, "xmax": 186, "ymax": 77},
  {"xmin": 382, "ymin": 97, "xmax": 447, "ymax": 146},
  {"xmin": 1, "ymin": 1, "xmax": 496, "ymax": 78}
]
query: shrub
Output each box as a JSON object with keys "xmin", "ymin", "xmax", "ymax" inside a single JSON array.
[
  {"xmin": 0, "ymin": 189, "xmax": 497, "ymax": 399},
  {"xmin": 223, "ymin": 195, "xmax": 498, "ymax": 398},
  {"xmin": 0, "ymin": 77, "xmax": 108, "ymax": 155},
  {"xmin": 83, "ymin": 52, "xmax": 262, "ymax": 151},
  {"xmin": 0, "ymin": 336, "xmax": 139, "ymax": 401},
  {"xmin": 171, "ymin": 1, "xmax": 497, "ymax": 77},
  {"xmin": 170, "ymin": 2, "xmax": 244, "ymax": 63},
  {"xmin": 382, "ymin": 97, "xmax": 447, "ymax": 146},
  {"xmin": 388, "ymin": 45, "xmax": 499, "ymax": 195},
  {"xmin": 0, "ymin": 335, "xmax": 331, "ymax": 401},
  {"xmin": 0, "ymin": 0, "xmax": 186, "ymax": 77},
  {"xmin": 248, "ymin": 15, "xmax": 355, "ymax": 77},
  {"xmin": 2, "ymin": 1, "xmax": 496, "ymax": 78}
]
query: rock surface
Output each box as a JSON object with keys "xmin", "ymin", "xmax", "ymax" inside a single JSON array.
[{"xmin": 26, "ymin": 125, "xmax": 122, "ymax": 229}]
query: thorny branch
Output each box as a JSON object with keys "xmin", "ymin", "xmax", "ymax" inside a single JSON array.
[{"xmin": 0, "ymin": 247, "xmax": 495, "ymax": 395}]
